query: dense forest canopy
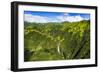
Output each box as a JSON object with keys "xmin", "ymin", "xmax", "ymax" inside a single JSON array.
[{"xmin": 24, "ymin": 20, "xmax": 90, "ymax": 61}]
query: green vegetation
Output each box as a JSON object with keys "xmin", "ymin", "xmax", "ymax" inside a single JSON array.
[{"xmin": 24, "ymin": 20, "xmax": 90, "ymax": 61}]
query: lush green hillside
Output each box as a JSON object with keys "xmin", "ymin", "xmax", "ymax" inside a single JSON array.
[{"xmin": 24, "ymin": 20, "xmax": 90, "ymax": 61}]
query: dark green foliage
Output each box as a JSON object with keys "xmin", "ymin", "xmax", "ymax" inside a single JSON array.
[{"xmin": 24, "ymin": 20, "xmax": 90, "ymax": 61}]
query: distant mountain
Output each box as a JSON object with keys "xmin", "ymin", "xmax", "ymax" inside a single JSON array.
[{"xmin": 24, "ymin": 20, "xmax": 90, "ymax": 25}]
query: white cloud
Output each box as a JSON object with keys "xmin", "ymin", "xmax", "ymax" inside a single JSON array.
[
  {"xmin": 24, "ymin": 14, "xmax": 49, "ymax": 23},
  {"xmin": 57, "ymin": 15, "xmax": 84, "ymax": 22},
  {"xmin": 66, "ymin": 15, "xmax": 84, "ymax": 22},
  {"xmin": 84, "ymin": 17, "xmax": 90, "ymax": 20}
]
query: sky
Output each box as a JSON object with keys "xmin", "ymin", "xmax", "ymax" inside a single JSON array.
[{"xmin": 24, "ymin": 11, "xmax": 90, "ymax": 23}]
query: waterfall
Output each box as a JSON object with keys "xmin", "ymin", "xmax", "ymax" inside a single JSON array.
[{"xmin": 57, "ymin": 42, "xmax": 61, "ymax": 54}]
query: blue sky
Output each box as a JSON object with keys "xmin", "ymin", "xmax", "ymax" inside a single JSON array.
[{"xmin": 24, "ymin": 11, "xmax": 90, "ymax": 23}]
